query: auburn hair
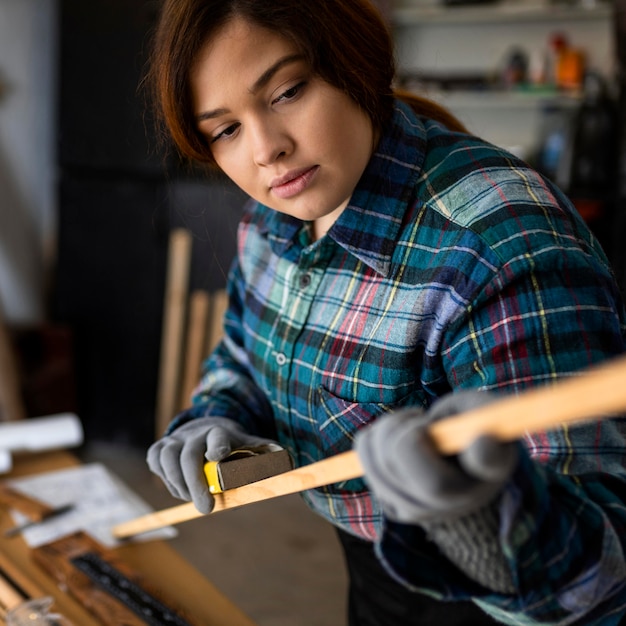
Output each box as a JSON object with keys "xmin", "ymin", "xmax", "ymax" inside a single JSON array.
[{"xmin": 147, "ymin": 0, "xmax": 468, "ymax": 165}]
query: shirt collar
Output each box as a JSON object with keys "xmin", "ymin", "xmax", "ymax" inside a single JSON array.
[
  {"xmin": 330, "ymin": 100, "xmax": 426, "ymax": 275},
  {"xmin": 263, "ymin": 100, "xmax": 426, "ymax": 274}
]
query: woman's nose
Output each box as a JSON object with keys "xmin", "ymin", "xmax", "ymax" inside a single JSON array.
[{"xmin": 250, "ymin": 119, "xmax": 291, "ymax": 166}]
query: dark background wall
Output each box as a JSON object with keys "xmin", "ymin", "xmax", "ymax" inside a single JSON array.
[
  {"xmin": 612, "ymin": 0, "xmax": 626, "ymax": 297},
  {"xmin": 52, "ymin": 0, "xmax": 245, "ymax": 446}
]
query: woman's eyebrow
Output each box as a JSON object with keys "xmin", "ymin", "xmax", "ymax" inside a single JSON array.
[
  {"xmin": 196, "ymin": 53, "xmax": 305, "ymax": 122},
  {"xmin": 249, "ymin": 53, "xmax": 304, "ymax": 95},
  {"xmin": 197, "ymin": 107, "xmax": 229, "ymax": 122}
]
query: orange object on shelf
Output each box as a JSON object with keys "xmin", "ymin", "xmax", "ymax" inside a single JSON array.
[{"xmin": 551, "ymin": 32, "xmax": 586, "ymax": 91}]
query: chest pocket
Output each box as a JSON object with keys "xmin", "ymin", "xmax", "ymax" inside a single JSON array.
[{"xmin": 311, "ymin": 385, "xmax": 428, "ymax": 493}]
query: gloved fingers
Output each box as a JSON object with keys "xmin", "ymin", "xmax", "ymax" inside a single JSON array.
[
  {"xmin": 146, "ymin": 439, "xmax": 164, "ymax": 476},
  {"xmin": 149, "ymin": 431, "xmax": 207, "ymax": 502},
  {"xmin": 357, "ymin": 413, "xmax": 475, "ymax": 510},
  {"xmin": 396, "ymin": 428, "xmax": 480, "ymax": 506},
  {"xmin": 365, "ymin": 412, "xmax": 474, "ymax": 492},
  {"xmin": 147, "ymin": 417, "xmax": 272, "ymax": 514},
  {"xmin": 354, "ymin": 412, "xmax": 416, "ymax": 495},
  {"xmin": 179, "ymin": 436, "xmax": 215, "ymax": 514},
  {"xmin": 354, "ymin": 420, "xmax": 409, "ymax": 519},
  {"xmin": 356, "ymin": 412, "xmax": 506, "ymax": 522},
  {"xmin": 204, "ymin": 424, "xmax": 279, "ymax": 462},
  {"xmin": 146, "ymin": 438, "xmax": 187, "ymax": 501},
  {"xmin": 426, "ymin": 390, "xmax": 500, "ymax": 422},
  {"xmin": 205, "ymin": 426, "xmax": 237, "ymax": 461},
  {"xmin": 460, "ymin": 435, "xmax": 519, "ymax": 482}
]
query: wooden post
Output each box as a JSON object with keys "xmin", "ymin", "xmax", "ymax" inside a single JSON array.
[
  {"xmin": 179, "ymin": 290, "xmax": 210, "ymax": 411},
  {"xmin": 0, "ymin": 304, "xmax": 26, "ymax": 421},
  {"xmin": 205, "ymin": 288, "xmax": 228, "ymax": 356},
  {"xmin": 155, "ymin": 229, "xmax": 192, "ymax": 438}
]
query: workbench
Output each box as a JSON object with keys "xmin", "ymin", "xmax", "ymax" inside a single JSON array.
[{"xmin": 0, "ymin": 449, "xmax": 257, "ymax": 626}]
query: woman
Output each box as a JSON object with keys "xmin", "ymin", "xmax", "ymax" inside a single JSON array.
[{"xmin": 146, "ymin": 1, "xmax": 626, "ymax": 624}]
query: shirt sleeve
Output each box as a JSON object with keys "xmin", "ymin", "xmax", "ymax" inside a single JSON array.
[
  {"xmin": 165, "ymin": 258, "xmax": 277, "ymax": 439},
  {"xmin": 376, "ymin": 246, "xmax": 626, "ymax": 625}
]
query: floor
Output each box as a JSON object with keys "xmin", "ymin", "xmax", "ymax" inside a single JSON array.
[{"xmin": 79, "ymin": 441, "xmax": 349, "ymax": 626}]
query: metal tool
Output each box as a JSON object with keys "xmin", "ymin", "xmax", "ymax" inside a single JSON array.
[
  {"xmin": 71, "ymin": 552, "xmax": 192, "ymax": 626},
  {"xmin": 0, "ymin": 560, "xmax": 72, "ymax": 625},
  {"xmin": 6, "ymin": 597, "xmax": 70, "ymax": 626},
  {"xmin": 33, "ymin": 531, "xmax": 200, "ymax": 626},
  {"xmin": 4, "ymin": 503, "xmax": 74, "ymax": 538}
]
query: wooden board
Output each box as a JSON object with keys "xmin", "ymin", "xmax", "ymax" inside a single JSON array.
[
  {"xmin": 33, "ymin": 531, "xmax": 199, "ymax": 626},
  {"xmin": 0, "ymin": 483, "xmax": 55, "ymax": 521},
  {"xmin": 0, "ymin": 450, "xmax": 257, "ymax": 626}
]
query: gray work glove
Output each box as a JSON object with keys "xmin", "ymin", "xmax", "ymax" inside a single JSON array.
[
  {"xmin": 355, "ymin": 391, "xmax": 519, "ymax": 524},
  {"xmin": 147, "ymin": 416, "xmax": 277, "ymax": 514}
]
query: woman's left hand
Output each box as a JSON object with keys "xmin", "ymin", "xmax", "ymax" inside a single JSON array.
[{"xmin": 354, "ymin": 391, "xmax": 519, "ymax": 524}]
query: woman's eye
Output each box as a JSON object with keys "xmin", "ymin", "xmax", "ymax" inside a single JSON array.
[
  {"xmin": 211, "ymin": 122, "xmax": 240, "ymax": 143},
  {"xmin": 273, "ymin": 81, "xmax": 306, "ymax": 105}
]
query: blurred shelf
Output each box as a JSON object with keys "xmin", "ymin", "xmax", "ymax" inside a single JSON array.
[
  {"xmin": 392, "ymin": 2, "xmax": 613, "ymax": 26},
  {"xmin": 420, "ymin": 88, "xmax": 583, "ymax": 109}
]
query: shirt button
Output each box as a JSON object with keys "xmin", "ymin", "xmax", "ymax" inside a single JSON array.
[
  {"xmin": 299, "ymin": 273, "xmax": 311, "ymax": 289},
  {"xmin": 276, "ymin": 353, "xmax": 287, "ymax": 366}
]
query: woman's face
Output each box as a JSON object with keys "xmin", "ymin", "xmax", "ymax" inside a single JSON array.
[{"xmin": 191, "ymin": 17, "xmax": 376, "ymax": 238}]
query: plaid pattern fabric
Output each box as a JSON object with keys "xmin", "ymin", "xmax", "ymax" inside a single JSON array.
[{"xmin": 173, "ymin": 101, "xmax": 626, "ymax": 623}]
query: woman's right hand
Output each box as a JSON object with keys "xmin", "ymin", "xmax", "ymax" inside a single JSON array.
[{"xmin": 146, "ymin": 416, "xmax": 277, "ymax": 514}]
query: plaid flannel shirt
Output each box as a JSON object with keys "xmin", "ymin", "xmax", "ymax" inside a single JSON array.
[{"xmin": 172, "ymin": 100, "xmax": 626, "ymax": 624}]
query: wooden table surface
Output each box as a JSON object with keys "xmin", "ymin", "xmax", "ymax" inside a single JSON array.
[{"xmin": 0, "ymin": 450, "xmax": 257, "ymax": 626}]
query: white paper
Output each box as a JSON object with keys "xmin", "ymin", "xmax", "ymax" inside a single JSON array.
[
  {"xmin": 0, "ymin": 413, "xmax": 83, "ymax": 452},
  {"xmin": 7, "ymin": 463, "xmax": 177, "ymax": 547}
]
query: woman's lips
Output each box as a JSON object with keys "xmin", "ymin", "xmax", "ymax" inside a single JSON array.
[{"xmin": 270, "ymin": 166, "xmax": 319, "ymax": 199}]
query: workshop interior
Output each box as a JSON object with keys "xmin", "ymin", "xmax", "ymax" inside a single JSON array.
[{"xmin": 1, "ymin": 0, "xmax": 626, "ymax": 625}]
